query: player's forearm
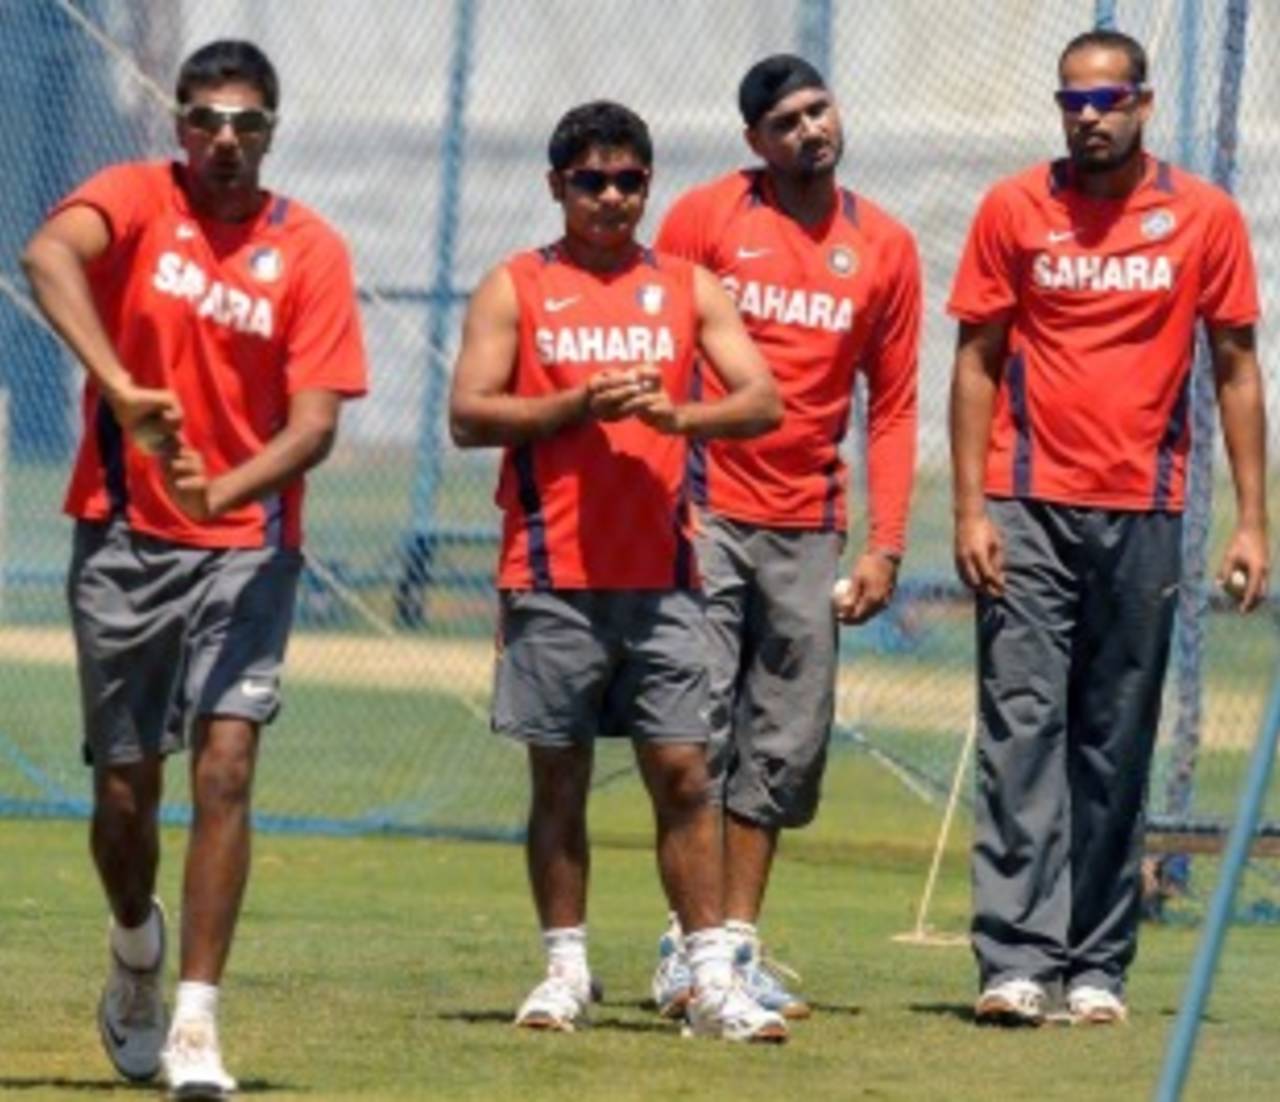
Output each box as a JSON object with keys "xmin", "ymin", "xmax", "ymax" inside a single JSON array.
[
  {"xmin": 675, "ymin": 377, "xmax": 781, "ymax": 440},
  {"xmin": 1217, "ymin": 367, "xmax": 1268, "ymax": 532},
  {"xmin": 449, "ymin": 388, "xmax": 589, "ymax": 448},
  {"xmin": 866, "ymin": 409, "xmax": 917, "ymax": 555},
  {"xmin": 206, "ymin": 417, "xmax": 336, "ymax": 517},
  {"xmin": 21, "ymin": 237, "xmax": 132, "ymax": 399},
  {"xmin": 950, "ymin": 352, "xmax": 1000, "ymax": 520}
]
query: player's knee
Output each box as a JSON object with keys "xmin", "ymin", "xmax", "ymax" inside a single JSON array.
[
  {"xmin": 192, "ymin": 752, "xmax": 255, "ymax": 813},
  {"xmin": 93, "ymin": 763, "xmax": 161, "ymax": 825},
  {"xmin": 648, "ymin": 756, "xmax": 711, "ymax": 819},
  {"xmin": 528, "ymin": 752, "xmax": 592, "ymax": 815}
]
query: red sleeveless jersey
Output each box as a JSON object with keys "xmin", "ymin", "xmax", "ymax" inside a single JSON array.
[
  {"xmin": 948, "ymin": 155, "xmax": 1260, "ymax": 511},
  {"xmin": 656, "ymin": 170, "xmax": 920, "ymax": 550},
  {"xmin": 52, "ymin": 161, "xmax": 367, "ymax": 549},
  {"xmin": 497, "ymin": 243, "xmax": 699, "ymax": 589}
]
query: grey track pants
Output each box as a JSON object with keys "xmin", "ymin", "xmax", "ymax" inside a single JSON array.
[{"xmin": 971, "ymin": 498, "xmax": 1181, "ymax": 995}]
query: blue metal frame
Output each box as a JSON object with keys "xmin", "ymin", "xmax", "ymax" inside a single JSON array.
[
  {"xmin": 396, "ymin": 0, "xmax": 478, "ymax": 627},
  {"xmin": 1166, "ymin": 0, "xmax": 1249, "ymax": 841},
  {"xmin": 797, "ymin": 0, "xmax": 833, "ymax": 75},
  {"xmin": 1156, "ymin": 645, "xmax": 1277, "ymax": 1101},
  {"xmin": 1176, "ymin": 0, "xmax": 1201, "ymax": 172}
]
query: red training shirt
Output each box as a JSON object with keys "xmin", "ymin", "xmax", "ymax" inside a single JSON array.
[
  {"xmin": 497, "ymin": 242, "xmax": 699, "ymax": 589},
  {"xmin": 656, "ymin": 169, "xmax": 920, "ymax": 551},
  {"xmin": 947, "ymin": 154, "xmax": 1259, "ymax": 511},
  {"xmin": 53, "ymin": 160, "xmax": 368, "ymax": 549}
]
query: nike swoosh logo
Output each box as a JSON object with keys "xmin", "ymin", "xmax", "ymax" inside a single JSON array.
[
  {"xmin": 241, "ymin": 680, "xmax": 274, "ymax": 699},
  {"xmin": 106, "ymin": 1021, "xmax": 128, "ymax": 1048},
  {"xmin": 736, "ymin": 247, "xmax": 771, "ymax": 260},
  {"xmin": 1047, "ymin": 230, "xmax": 1075, "ymax": 244},
  {"xmin": 544, "ymin": 296, "xmax": 580, "ymax": 313}
]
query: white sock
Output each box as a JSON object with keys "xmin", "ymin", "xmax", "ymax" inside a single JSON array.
[
  {"xmin": 685, "ymin": 926, "xmax": 733, "ymax": 991},
  {"xmin": 725, "ymin": 919, "xmax": 758, "ymax": 959},
  {"xmin": 542, "ymin": 926, "xmax": 589, "ymax": 989},
  {"xmin": 665, "ymin": 910, "xmax": 684, "ymax": 944},
  {"xmin": 173, "ymin": 981, "xmax": 220, "ymax": 1029},
  {"xmin": 110, "ymin": 902, "xmax": 162, "ymax": 971}
]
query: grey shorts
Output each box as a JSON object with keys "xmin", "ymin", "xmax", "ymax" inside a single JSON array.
[
  {"xmin": 698, "ymin": 513, "xmax": 843, "ymax": 828},
  {"xmin": 68, "ymin": 518, "xmax": 302, "ymax": 767},
  {"xmin": 491, "ymin": 589, "xmax": 709, "ymax": 747}
]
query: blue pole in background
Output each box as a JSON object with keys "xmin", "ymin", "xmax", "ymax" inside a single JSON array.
[
  {"xmin": 396, "ymin": 0, "xmax": 477, "ymax": 628},
  {"xmin": 1208, "ymin": 0, "xmax": 1248, "ymax": 195},
  {"xmin": 1161, "ymin": 0, "xmax": 1206, "ymax": 894},
  {"xmin": 1154, "ymin": 7, "xmax": 1255, "ymax": 1099},
  {"xmin": 1093, "ymin": 0, "xmax": 1118, "ymax": 30},
  {"xmin": 1154, "ymin": 652, "xmax": 1280, "ymax": 1101},
  {"xmin": 1176, "ymin": 0, "xmax": 1200, "ymax": 172},
  {"xmin": 797, "ymin": 0, "xmax": 833, "ymax": 75},
  {"xmin": 1165, "ymin": 0, "xmax": 1248, "ymax": 846},
  {"xmin": 0, "ymin": 0, "xmax": 126, "ymax": 462}
]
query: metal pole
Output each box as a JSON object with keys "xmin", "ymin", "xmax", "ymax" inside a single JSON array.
[
  {"xmin": 0, "ymin": 389, "xmax": 8, "ymax": 619},
  {"xmin": 1165, "ymin": 0, "xmax": 1249, "ymax": 850},
  {"xmin": 1154, "ymin": 652, "xmax": 1280, "ymax": 1102},
  {"xmin": 797, "ymin": 0, "xmax": 833, "ymax": 76},
  {"xmin": 1176, "ymin": 0, "xmax": 1200, "ymax": 172},
  {"xmin": 396, "ymin": 0, "xmax": 477, "ymax": 627}
]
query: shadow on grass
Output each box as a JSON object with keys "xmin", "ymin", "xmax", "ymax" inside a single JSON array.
[
  {"xmin": 909, "ymin": 1001, "xmax": 976, "ymax": 1023},
  {"xmin": 0, "ymin": 1079, "xmax": 290, "ymax": 1094},
  {"xmin": 437, "ymin": 1010, "xmax": 513, "ymax": 1025},
  {"xmin": 807, "ymin": 1001, "xmax": 862, "ymax": 1017},
  {"xmin": 437, "ymin": 1009, "xmax": 675, "ymax": 1035}
]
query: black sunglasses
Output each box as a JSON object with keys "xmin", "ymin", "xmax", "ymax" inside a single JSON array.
[
  {"xmin": 178, "ymin": 103, "xmax": 276, "ymax": 137},
  {"xmin": 1054, "ymin": 84, "xmax": 1144, "ymax": 114},
  {"xmin": 564, "ymin": 168, "xmax": 649, "ymax": 197}
]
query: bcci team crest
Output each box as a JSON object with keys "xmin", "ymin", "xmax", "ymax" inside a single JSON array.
[
  {"xmin": 637, "ymin": 283, "xmax": 665, "ymax": 316},
  {"xmin": 1141, "ymin": 209, "xmax": 1176, "ymax": 241},
  {"xmin": 827, "ymin": 245, "xmax": 858, "ymax": 278},
  {"xmin": 248, "ymin": 246, "xmax": 284, "ymax": 283}
]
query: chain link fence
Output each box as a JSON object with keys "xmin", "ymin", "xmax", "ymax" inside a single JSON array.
[{"xmin": 0, "ymin": 0, "xmax": 1275, "ymax": 844}]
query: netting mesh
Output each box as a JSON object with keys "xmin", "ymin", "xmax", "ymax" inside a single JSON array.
[{"xmin": 0, "ymin": 0, "xmax": 1275, "ymax": 841}]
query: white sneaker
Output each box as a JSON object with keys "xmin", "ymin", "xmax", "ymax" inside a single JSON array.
[
  {"xmin": 974, "ymin": 978, "xmax": 1047, "ymax": 1027},
  {"xmin": 651, "ymin": 931, "xmax": 693, "ymax": 1019},
  {"xmin": 514, "ymin": 972, "xmax": 591, "ymax": 1032},
  {"xmin": 98, "ymin": 898, "xmax": 168, "ymax": 1081},
  {"xmin": 734, "ymin": 940, "xmax": 811, "ymax": 1020},
  {"xmin": 1067, "ymin": 985, "xmax": 1128, "ymax": 1025},
  {"xmin": 685, "ymin": 982, "xmax": 788, "ymax": 1043},
  {"xmin": 161, "ymin": 1017, "xmax": 237, "ymax": 1100}
]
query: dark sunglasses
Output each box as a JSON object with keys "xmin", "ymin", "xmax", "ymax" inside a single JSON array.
[
  {"xmin": 564, "ymin": 168, "xmax": 649, "ymax": 196},
  {"xmin": 178, "ymin": 103, "xmax": 276, "ymax": 137},
  {"xmin": 1054, "ymin": 84, "xmax": 1144, "ymax": 114}
]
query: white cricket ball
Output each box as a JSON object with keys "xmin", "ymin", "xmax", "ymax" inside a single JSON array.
[
  {"xmin": 832, "ymin": 578, "xmax": 853, "ymax": 605},
  {"xmin": 1224, "ymin": 568, "xmax": 1249, "ymax": 599}
]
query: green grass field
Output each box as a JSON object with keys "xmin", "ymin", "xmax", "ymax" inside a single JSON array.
[
  {"xmin": 3, "ymin": 750, "xmax": 1279, "ymax": 1101},
  {"xmin": 3, "ymin": 458, "xmax": 1276, "ymax": 1099}
]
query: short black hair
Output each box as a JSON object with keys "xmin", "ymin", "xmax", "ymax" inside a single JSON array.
[
  {"xmin": 547, "ymin": 101, "xmax": 652, "ymax": 171},
  {"xmin": 176, "ymin": 40, "xmax": 280, "ymax": 111},
  {"xmin": 1059, "ymin": 29, "xmax": 1148, "ymax": 85},
  {"xmin": 738, "ymin": 54, "xmax": 826, "ymax": 127}
]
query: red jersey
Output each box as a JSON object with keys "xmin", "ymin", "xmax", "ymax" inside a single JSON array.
[
  {"xmin": 497, "ymin": 243, "xmax": 699, "ymax": 589},
  {"xmin": 656, "ymin": 170, "xmax": 919, "ymax": 551},
  {"xmin": 947, "ymin": 155, "xmax": 1259, "ymax": 511},
  {"xmin": 53, "ymin": 161, "xmax": 368, "ymax": 549}
]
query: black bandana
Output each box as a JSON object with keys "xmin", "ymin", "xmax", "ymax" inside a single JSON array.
[{"xmin": 738, "ymin": 54, "xmax": 827, "ymax": 127}]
